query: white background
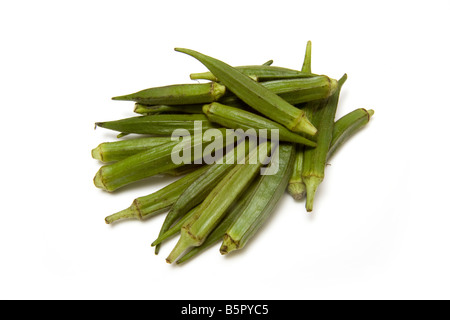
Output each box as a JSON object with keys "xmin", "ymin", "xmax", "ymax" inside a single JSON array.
[{"xmin": 1, "ymin": 0, "xmax": 449, "ymax": 300}]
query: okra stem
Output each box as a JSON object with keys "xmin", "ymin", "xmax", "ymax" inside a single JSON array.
[{"xmin": 262, "ymin": 60, "xmax": 274, "ymax": 66}]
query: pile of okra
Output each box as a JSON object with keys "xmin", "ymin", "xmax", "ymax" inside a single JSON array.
[{"xmin": 92, "ymin": 42, "xmax": 374, "ymax": 264}]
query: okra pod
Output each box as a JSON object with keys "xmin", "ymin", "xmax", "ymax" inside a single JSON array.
[
  {"xmin": 92, "ymin": 136, "xmax": 173, "ymax": 162},
  {"xmin": 176, "ymin": 176, "xmax": 261, "ymax": 264},
  {"xmin": 328, "ymin": 108, "xmax": 374, "ymax": 160},
  {"xmin": 190, "ymin": 65, "xmax": 315, "ymax": 82},
  {"xmin": 104, "ymin": 165, "xmax": 210, "ymax": 224},
  {"xmin": 302, "ymin": 74, "xmax": 347, "ymax": 212},
  {"xmin": 287, "ymin": 41, "xmax": 312, "ymax": 200},
  {"xmin": 95, "ymin": 114, "xmax": 218, "ymax": 136},
  {"xmin": 152, "ymin": 138, "xmax": 257, "ymax": 253},
  {"xmin": 112, "ymin": 82, "xmax": 226, "ymax": 105},
  {"xmin": 166, "ymin": 141, "xmax": 272, "ymax": 263},
  {"xmin": 175, "ymin": 48, "xmax": 317, "ymax": 136},
  {"xmin": 203, "ymin": 102, "xmax": 317, "ymax": 147},
  {"xmin": 134, "ymin": 103, "xmax": 203, "ymax": 115},
  {"xmin": 93, "ymin": 128, "xmax": 231, "ymax": 192},
  {"xmin": 220, "ymin": 143, "xmax": 295, "ymax": 254},
  {"xmin": 217, "ymin": 76, "xmax": 337, "ymax": 108},
  {"xmin": 288, "ymin": 108, "xmax": 375, "ymax": 200}
]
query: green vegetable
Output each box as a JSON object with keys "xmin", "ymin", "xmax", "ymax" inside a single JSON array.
[
  {"xmin": 221, "ymin": 143, "xmax": 295, "ymax": 254},
  {"xmin": 287, "ymin": 144, "xmax": 306, "ymax": 200},
  {"xmin": 93, "ymin": 128, "xmax": 231, "ymax": 192},
  {"xmin": 203, "ymin": 102, "xmax": 317, "ymax": 147},
  {"xmin": 176, "ymin": 176, "xmax": 261, "ymax": 264},
  {"xmin": 95, "ymin": 114, "xmax": 218, "ymax": 136},
  {"xmin": 104, "ymin": 165, "xmax": 210, "ymax": 224},
  {"xmin": 328, "ymin": 108, "xmax": 374, "ymax": 160},
  {"xmin": 134, "ymin": 104, "xmax": 204, "ymax": 115},
  {"xmin": 175, "ymin": 48, "xmax": 318, "ymax": 136},
  {"xmin": 152, "ymin": 138, "xmax": 257, "ymax": 253},
  {"xmin": 166, "ymin": 141, "xmax": 272, "ymax": 263},
  {"xmin": 112, "ymin": 82, "xmax": 226, "ymax": 105},
  {"xmin": 302, "ymin": 74, "xmax": 347, "ymax": 211},
  {"xmin": 190, "ymin": 65, "xmax": 316, "ymax": 82}
]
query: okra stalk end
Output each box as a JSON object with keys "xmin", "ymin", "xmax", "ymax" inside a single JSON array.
[
  {"xmin": 105, "ymin": 201, "xmax": 142, "ymax": 224},
  {"xmin": 304, "ymin": 176, "xmax": 323, "ymax": 212},
  {"xmin": 287, "ymin": 182, "xmax": 306, "ymax": 200},
  {"xmin": 190, "ymin": 72, "xmax": 217, "ymax": 82},
  {"xmin": 166, "ymin": 230, "xmax": 200, "ymax": 264},
  {"xmin": 328, "ymin": 78, "xmax": 339, "ymax": 97},
  {"xmin": 219, "ymin": 235, "xmax": 239, "ymax": 255},
  {"xmin": 91, "ymin": 145, "xmax": 104, "ymax": 162},
  {"xmin": 368, "ymin": 109, "xmax": 375, "ymax": 118}
]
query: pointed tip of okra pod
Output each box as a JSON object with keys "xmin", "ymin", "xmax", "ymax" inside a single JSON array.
[
  {"xmin": 111, "ymin": 94, "xmax": 134, "ymax": 101},
  {"xmin": 166, "ymin": 232, "xmax": 198, "ymax": 264}
]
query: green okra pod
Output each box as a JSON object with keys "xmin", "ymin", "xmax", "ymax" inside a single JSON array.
[
  {"xmin": 302, "ymin": 74, "xmax": 347, "ymax": 212},
  {"xmin": 190, "ymin": 65, "xmax": 316, "ymax": 82},
  {"xmin": 93, "ymin": 128, "xmax": 232, "ymax": 192},
  {"xmin": 134, "ymin": 103, "xmax": 204, "ymax": 115},
  {"xmin": 220, "ymin": 143, "xmax": 295, "ymax": 254},
  {"xmin": 166, "ymin": 141, "xmax": 273, "ymax": 263},
  {"xmin": 92, "ymin": 136, "xmax": 173, "ymax": 163},
  {"xmin": 203, "ymin": 102, "xmax": 317, "ymax": 147},
  {"xmin": 328, "ymin": 108, "xmax": 375, "ymax": 161},
  {"xmin": 175, "ymin": 48, "xmax": 318, "ymax": 136},
  {"xmin": 152, "ymin": 137, "xmax": 257, "ymax": 254},
  {"xmin": 176, "ymin": 177, "xmax": 261, "ymax": 264},
  {"xmin": 104, "ymin": 165, "xmax": 210, "ymax": 224},
  {"xmin": 112, "ymin": 82, "xmax": 226, "ymax": 105},
  {"xmin": 287, "ymin": 41, "xmax": 312, "ymax": 200},
  {"xmin": 95, "ymin": 114, "xmax": 218, "ymax": 136}
]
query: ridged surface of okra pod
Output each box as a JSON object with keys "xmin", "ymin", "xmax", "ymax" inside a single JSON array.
[
  {"xmin": 203, "ymin": 102, "xmax": 317, "ymax": 147},
  {"xmin": 166, "ymin": 141, "xmax": 274, "ymax": 263}
]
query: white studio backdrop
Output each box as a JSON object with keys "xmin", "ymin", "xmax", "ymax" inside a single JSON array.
[{"xmin": 0, "ymin": 0, "xmax": 449, "ymax": 300}]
